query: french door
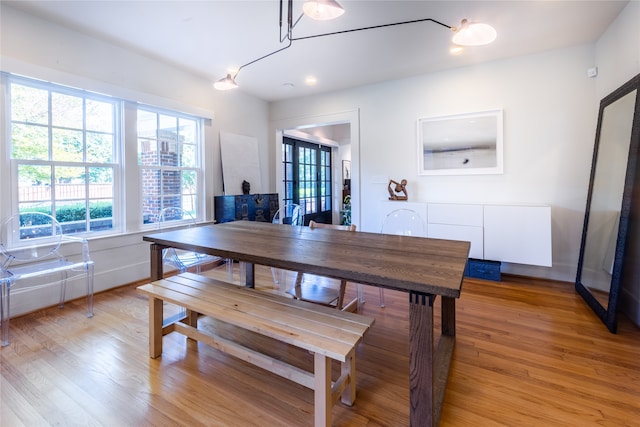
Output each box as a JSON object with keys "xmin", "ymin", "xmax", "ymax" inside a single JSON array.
[{"xmin": 282, "ymin": 137, "xmax": 332, "ymax": 224}]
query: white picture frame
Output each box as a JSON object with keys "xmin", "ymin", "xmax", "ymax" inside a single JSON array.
[{"xmin": 417, "ymin": 109, "xmax": 503, "ymax": 176}]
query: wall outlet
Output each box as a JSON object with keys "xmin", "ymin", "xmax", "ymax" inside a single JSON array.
[{"xmin": 587, "ymin": 67, "xmax": 598, "ymax": 78}]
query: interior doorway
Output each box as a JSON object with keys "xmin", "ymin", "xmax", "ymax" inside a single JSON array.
[
  {"xmin": 271, "ymin": 109, "xmax": 360, "ymax": 228},
  {"xmin": 282, "ymin": 136, "xmax": 333, "ymax": 224}
]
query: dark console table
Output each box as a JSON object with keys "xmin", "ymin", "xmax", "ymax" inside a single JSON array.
[{"xmin": 214, "ymin": 193, "xmax": 279, "ymax": 223}]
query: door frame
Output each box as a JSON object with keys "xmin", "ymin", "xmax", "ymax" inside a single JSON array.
[{"xmin": 270, "ymin": 109, "xmax": 360, "ymax": 228}]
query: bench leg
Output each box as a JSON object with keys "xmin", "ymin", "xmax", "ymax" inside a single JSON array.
[
  {"xmin": 185, "ymin": 309, "xmax": 198, "ymax": 327},
  {"xmin": 149, "ymin": 296, "xmax": 163, "ymax": 358},
  {"xmin": 314, "ymin": 353, "xmax": 331, "ymax": 427},
  {"xmin": 341, "ymin": 350, "xmax": 356, "ymax": 406}
]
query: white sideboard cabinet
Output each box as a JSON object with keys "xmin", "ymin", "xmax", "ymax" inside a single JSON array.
[
  {"xmin": 379, "ymin": 201, "xmax": 552, "ymax": 267},
  {"xmin": 427, "ymin": 203, "xmax": 484, "ymax": 259}
]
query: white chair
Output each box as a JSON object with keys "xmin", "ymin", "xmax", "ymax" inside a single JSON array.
[
  {"xmin": 287, "ymin": 220, "xmax": 358, "ymax": 311},
  {"xmin": 271, "ymin": 203, "xmax": 304, "ymax": 286},
  {"xmin": 378, "ymin": 208, "xmax": 426, "ymax": 307},
  {"xmin": 157, "ymin": 207, "xmax": 222, "ymax": 275},
  {"xmin": 0, "ymin": 212, "xmax": 94, "ymax": 346}
]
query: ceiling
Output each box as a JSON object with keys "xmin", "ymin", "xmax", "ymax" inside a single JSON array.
[{"xmin": 5, "ymin": 1, "xmax": 629, "ymax": 103}]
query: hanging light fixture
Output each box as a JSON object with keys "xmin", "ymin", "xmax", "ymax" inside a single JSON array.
[
  {"xmin": 303, "ymin": 0, "xmax": 345, "ymax": 21},
  {"xmin": 451, "ymin": 19, "xmax": 497, "ymax": 46},
  {"xmin": 214, "ymin": 0, "xmax": 496, "ymax": 91},
  {"xmin": 213, "ymin": 73, "xmax": 238, "ymax": 91}
]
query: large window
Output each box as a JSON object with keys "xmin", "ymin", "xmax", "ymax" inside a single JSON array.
[
  {"xmin": 9, "ymin": 78, "xmax": 117, "ymax": 234},
  {"xmin": 282, "ymin": 137, "xmax": 332, "ymax": 224},
  {"xmin": 4, "ymin": 74, "xmax": 206, "ymax": 236},
  {"xmin": 137, "ymin": 108, "xmax": 201, "ymax": 225}
]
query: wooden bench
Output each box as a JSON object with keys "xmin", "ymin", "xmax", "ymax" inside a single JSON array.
[{"xmin": 137, "ymin": 272, "xmax": 375, "ymax": 427}]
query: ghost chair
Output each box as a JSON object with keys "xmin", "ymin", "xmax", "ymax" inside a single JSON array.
[
  {"xmin": 0, "ymin": 212, "xmax": 94, "ymax": 346},
  {"xmin": 378, "ymin": 208, "xmax": 426, "ymax": 307},
  {"xmin": 157, "ymin": 207, "xmax": 223, "ymax": 275},
  {"xmin": 271, "ymin": 203, "xmax": 304, "ymax": 287},
  {"xmin": 287, "ymin": 220, "xmax": 359, "ymax": 311}
]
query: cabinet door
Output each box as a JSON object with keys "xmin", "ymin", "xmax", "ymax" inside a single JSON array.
[
  {"xmin": 484, "ymin": 205, "xmax": 552, "ymax": 267},
  {"xmin": 428, "ymin": 203, "xmax": 483, "ymax": 227},
  {"xmin": 428, "ymin": 224, "xmax": 483, "ymax": 259}
]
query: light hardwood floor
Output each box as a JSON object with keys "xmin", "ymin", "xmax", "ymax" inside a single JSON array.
[{"xmin": 1, "ymin": 266, "xmax": 639, "ymax": 426}]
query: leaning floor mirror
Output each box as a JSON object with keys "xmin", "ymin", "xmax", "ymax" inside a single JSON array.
[{"xmin": 576, "ymin": 73, "xmax": 640, "ymax": 333}]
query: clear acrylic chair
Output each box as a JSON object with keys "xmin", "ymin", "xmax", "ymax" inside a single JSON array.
[
  {"xmin": 157, "ymin": 207, "xmax": 222, "ymax": 275},
  {"xmin": 271, "ymin": 203, "xmax": 304, "ymax": 287},
  {"xmin": 271, "ymin": 203, "xmax": 304, "ymax": 226},
  {"xmin": 378, "ymin": 208, "xmax": 426, "ymax": 307},
  {"xmin": 0, "ymin": 212, "xmax": 94, "ymax": 346},
  {"xmin": 287, "ymin": 220, "xmax": 358, "ymax": 311}
]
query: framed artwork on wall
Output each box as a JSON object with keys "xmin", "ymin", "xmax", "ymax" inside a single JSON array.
[
  {"xmin": 417, "ymin": 109, "xmax": 504, "ymax": 176},
  {"xmin": 342, "ymin": 160, "xmax": 351, "ymax": 181}
]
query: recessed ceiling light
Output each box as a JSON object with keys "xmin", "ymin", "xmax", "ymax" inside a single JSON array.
[
  {"xmin": 305, "ymin": 76, "xmax": 318, "ymax": 86},
  {"xmin": 450, "ymin": 46, "xmax": 464, "ymax": 55}
]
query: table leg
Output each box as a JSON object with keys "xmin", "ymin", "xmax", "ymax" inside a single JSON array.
[
  {"xmin": 409, "ymin": 291, "xmax": 435, "ymax": 427},
  {"xmin": 150, "ymin": 243, "xmax": 164, "ymax": 281},
  {"xmin": 441, "ymin": 296, "xmax": 456, "ymax": 337},
  {"xmin": 245, "ymin": 262, "xmax": 255, "ymax": 288}
]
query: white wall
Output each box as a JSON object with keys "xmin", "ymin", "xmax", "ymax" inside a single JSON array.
[
  {"xmin": 0, "ymin": 4, "xmax": 271, "ymax": 316},
  {"xmin": 270, "ymin": 44, "xmax": 598, "ymax": 282}
]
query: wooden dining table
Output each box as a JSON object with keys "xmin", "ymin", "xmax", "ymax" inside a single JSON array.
[{"xmin": 143, "ymin": 220, "xmax": 470, "ymax": 426}]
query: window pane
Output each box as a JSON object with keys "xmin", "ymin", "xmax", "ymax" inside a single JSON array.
[
  {"xmin": 55, "ymin": 165, "xmax": 84, "ymax": 188},
  {"xmin": 89, "ymin": 200, "xmax": 113, "ymax": 231},
  {"xmin": 159, "ymin": 138, "xmax": 179, "ymax": 166},
  {"xmin": 87, "ymin": 132, "xmax": 113, "ymax": 163},
  {"xmin": 89, "ymin": 167, "xmax": 113, "ymax": 188},
  {"xmin": 55, "ymin": 200, "xmax": 87, "ymax": 232},
  {"xmin": 159, "ymin": 115, "xmax": 177, "ymax": 138},
  {"xmin": 181, "ymin": 143, "xmax": 195, "ymax": 167},
  {"xmin": 11, "ymin": 83, "xmax": 48, "ymax": 125},
  {"xmin": 86, "ymin": 99, "xmax": 113, "ymax": 132},
  {"xmin": 138, "ymin": 109, "xmax": 157, "ymax": 135},
  {"xmin": 142, "ymin": 168, "xmax": 161, "ymax": 223},
  {"xmin": 19, "ymin": 203, "xmax": 52, "ymax": 215},
  {"xmin": 12, "ymin": 124, "xmax": 49, "ymax": 160},
  {"xmin": 18, "ymin": 165, "xmax": 52, "ymax": 203},
  {"xmin": 52, "ymin": 92, "xmax": 83, "ymax": 129},
  {"xmin": 139, "ymin": 137, "xmax": 158, "ymax": 165},
  {"xmin": 162, "ymin": 170, "xmax": 181, "ymax": 198},
  {"xmin": 52, "ymin": 128, "xmax": 83, "ymax": 162},
  {"xmin": 179, "ymin": 118, "xmax": 196, "ymax": 144},
  {"xmin": 181, "ymin": 171, "xmax": 197, "ymax": 212}
]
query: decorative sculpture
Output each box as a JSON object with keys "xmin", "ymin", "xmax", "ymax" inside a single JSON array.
[{"xmin": 388, "ymin": 178, "xmax": 408, "ymax": 200}]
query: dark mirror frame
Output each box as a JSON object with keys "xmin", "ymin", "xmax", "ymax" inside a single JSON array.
[{"xmin": 576, "ymin": 73, "xmax": 640, "ymax": 333}]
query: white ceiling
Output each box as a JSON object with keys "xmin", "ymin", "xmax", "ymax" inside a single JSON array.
[{"xmin": 5, "ymin": 0, "xmax": 629, "ymax": 103}]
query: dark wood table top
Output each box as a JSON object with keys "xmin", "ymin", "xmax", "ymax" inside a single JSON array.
[{"xmin": 143, "ymin": 220, "xmax": 469, "ymax": 298}]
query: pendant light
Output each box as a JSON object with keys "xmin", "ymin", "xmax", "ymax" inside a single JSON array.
[
  {"xmin": 452, "ymin": 19, "xmax": 497, "ymax": 46},
  {"xmin": 303, "ymin": 0, "xmax": 345, "ymax": 21}
]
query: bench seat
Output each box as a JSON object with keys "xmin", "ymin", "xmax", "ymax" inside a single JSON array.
[{"xmin": 137, "ymin": 272, "xmax": 375, "ymax": 427}]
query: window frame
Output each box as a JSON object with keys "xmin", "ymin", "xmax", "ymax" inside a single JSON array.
[
  {"xmin": 2, "ymin": 72, "xmax": 207, "ymax": 240},
  {"xmin": 6, "ymin": 74, "xmax": 122, "ymax": 237}
]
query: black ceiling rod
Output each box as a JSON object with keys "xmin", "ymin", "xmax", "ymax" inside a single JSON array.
[{"xmin": 290, "ymin": 17, "xmax": 453, "ymax": 42}]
